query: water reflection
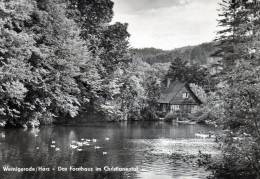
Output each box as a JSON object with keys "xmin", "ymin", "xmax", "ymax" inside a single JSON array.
[{"xmin": 0, "ymin": 122, "xmax": 218, "ymax": 179}]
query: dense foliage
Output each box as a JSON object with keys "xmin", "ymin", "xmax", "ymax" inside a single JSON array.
[
  {"xmin": 0, "ymin": 0, "xmax": 91, "ymax": 127},
  {"xmin": 164, "ymin": 57, "xmax": 210, "ymax": 87},
  {"xmin": 0, "ymin": 0, "xmax": 161, "ymax": 127},
  {"xmin": 205, "ymin": 1, "xmax": 260, "ymax": 178}
]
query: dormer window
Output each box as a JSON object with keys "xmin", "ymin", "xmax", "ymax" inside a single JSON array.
[{"xmin": 183, "ymin": 92, "xmax": 189, "ymax": 99}]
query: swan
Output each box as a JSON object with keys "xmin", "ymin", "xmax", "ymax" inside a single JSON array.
[
  {"xmin": 94, "ymin": 146, "xmax": 101, "ymax": 149},
  {"xmin": 77, "ymin": 142, "xmax": 83, "ymax": 147},
  {"xmin": 105, "ymin": 137, "xmax": 110, "ymax": 141},
  {"xmin": 70, "ymin": 144, "xmax": 78, "ymax": 149},
  {"xmin": 83, "ymin": 141, "xmax": 90, "ymax": 146}
]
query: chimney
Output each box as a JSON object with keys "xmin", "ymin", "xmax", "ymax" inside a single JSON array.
[{"xmin": 167, "ymin": 78, "xmax": 171, "ymax": 88}]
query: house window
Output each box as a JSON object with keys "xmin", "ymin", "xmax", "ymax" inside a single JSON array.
[
  {"xmin": 162, "ymin": 104, "xmax": 166, "ymax": 112},
  {"xmin": 183, "ymin": 92, "xmax": 189, "ymax": 99},
  {"xmin": 175, "ymin": 105, "xmax": 180, "ymax": 110},
  {"xmin": 191, "ymin": 106, "xmax": 198, "ymax": 113},
  {"xmin": 171, "ymin": 105, "xmax": 179, "ymax": 111}
]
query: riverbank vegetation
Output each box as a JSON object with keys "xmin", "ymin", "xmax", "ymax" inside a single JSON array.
[
  {"xmin": 0, "ymin": 0, "xmax": 161, "ymax": 127},
  {"xmin": 199, "ymin": 1, "xmax": 260, "ymax": 179}
]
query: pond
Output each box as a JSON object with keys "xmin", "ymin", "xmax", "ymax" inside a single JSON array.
[{"xmin": 0, "ymin": 121, "xmax": 219, "ymax": 179}]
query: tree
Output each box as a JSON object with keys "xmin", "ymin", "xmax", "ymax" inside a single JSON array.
[
  {"xmin": 0, "ymin": 0, "xmax": 94, "ymax": 127},
  {"xmin": 164, "ymin": 57, "xmax": 209, "ymax": 87},
  {"xmin": 208, "ymin": 0, "xmax": 260, "ymax": 178},
  {"xmin": 67, "ymin": 0, "xmax": 130, "ymax": 76},
  {"xmin": 66, "ymin": 0, "xmax": 132, "ymax": 116},
  {"xmin": 0, "ymin": 0, "xmax": 160, "ymax": 125}
]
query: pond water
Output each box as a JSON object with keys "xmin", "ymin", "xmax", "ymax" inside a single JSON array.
[{"xmin": 0, "ymin": 122, "xmax": 219, "ymax": 179}]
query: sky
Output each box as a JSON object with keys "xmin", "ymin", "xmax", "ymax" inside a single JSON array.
[{"xmin": 112, "ymin": 0, "xmax": 220, "ymax": 50}]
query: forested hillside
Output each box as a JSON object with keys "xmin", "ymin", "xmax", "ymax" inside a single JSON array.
[{"xmin": 132, "ymin": 42, "xmax": 217, "ymax": 65}]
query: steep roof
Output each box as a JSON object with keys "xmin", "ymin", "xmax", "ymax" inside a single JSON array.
[
  {"xmin": 158, "ymin": 80, "xmax": 202, "ymax": 105},
  {"xmin": 157, "ymin": 81, "xmax": 185, "ymax": 104},
  {"xmin": 184, "ymin": 84, "xmax": 203, "ymax": 105}
]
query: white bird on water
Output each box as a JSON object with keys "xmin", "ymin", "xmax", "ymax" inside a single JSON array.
[
  {"xmin": 51, "ymin": 141, "xmax": 56, "ymax": 144},
  {"xmin": 102, "ymin": 152, "xmax": 107, "ymax": 155},
  {"xmin": 77, "ymin": 148, "xmax": 83, "ymax": 151},
  {"xmin": 92, "ymin": 139, "xmax": 97, "ymax": 142},
  {"xmin": 77, "ymin": 142, "xmax": 83, "ymax": 147},
  {"xmin": 83, "ymin": 141, "xmax": 90, "ymax": 146},
  {"xmin": 55, "ymin": 147, "xmax": 60, "ymax": 151},
  {"xmin": 50, "ymin": 145, "xmax": 56, "ymax": 148},
  {"xmin": 105, "ymin": 137, "xmax": 110, "ymax": 141},
  {"xmin": 70, "ymin": 144, "xmax": 78, "ymax": 149},
  {"xmin": 94, "ymin": 146, "xmax": 101, "ymax": 149}
]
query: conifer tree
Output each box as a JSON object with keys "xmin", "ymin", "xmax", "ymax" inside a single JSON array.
[{"xmin": 211, "ymin": 1, "xmax": 260, "ymax": 178}]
